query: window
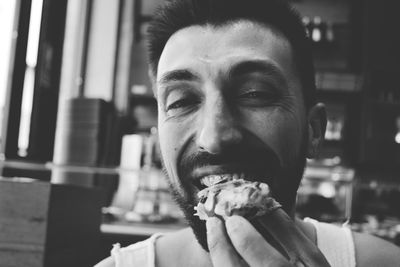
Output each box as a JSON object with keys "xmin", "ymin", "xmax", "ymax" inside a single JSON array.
[
  {"xmin": 0, "ymin": 0, "xmax": 19, "ymax": 152},
  {"xmin": 1, "ymin": 0, "xmax": 68, "ymax": 163},
  {"xmin": 18, "ymin": 0, "xmax": 44, "ymax": 157}
]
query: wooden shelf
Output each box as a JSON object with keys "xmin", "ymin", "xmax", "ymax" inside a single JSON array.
[
  {"xmin": 0, "ymin": 159, "xmax": 146, "ymax": 176},
  {"xmin": 292, "ymin": 0, "xmax": 350, "ymax": 24},
  {"xmin": 101, "ymin": 220, "xmax": 186, "ymax": 236}
]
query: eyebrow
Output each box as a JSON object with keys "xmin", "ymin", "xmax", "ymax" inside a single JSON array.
[
  {"xmin": 228, "ymin": 60, "xmax": 288, "ymax": 87},
  {"xmin": 157, "ymin": 69, "xmax": 200, "ymax": 85},
  {"xmin": 157, "ymin": 60, "xmax": 288, "ymax": 89}
]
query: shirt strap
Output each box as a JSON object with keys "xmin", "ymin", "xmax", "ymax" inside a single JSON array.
[
  {"xmin": 304, "ymin": 218, "xmax": 356, "ymax": 267},
  {"xmin": 111, "ymin": 233, "xmax": 164, "ymax": 267}
]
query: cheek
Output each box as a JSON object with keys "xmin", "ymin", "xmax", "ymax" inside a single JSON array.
[
  {"xmin": 277, "ymin": 115, "xmax": 305, "ymax": 163},
  {"xmin": 158, "ymin": 116, "xmax": 195, "ymax": 185},
  {"xmin": 244, "ymin": 109, "xmax": 305, "ymax": 165},
  {"xmin": 158, "ymin": 122, "xmax": 179, "ymax": 182}
]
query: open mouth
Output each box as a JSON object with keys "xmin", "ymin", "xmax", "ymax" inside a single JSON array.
[
  {"xmin": 200, "ymin": 173, "xmax": 242, "ymax": 187},
  {"xmin": 193, "ymin": 172, "xmax": 268, "ymax": 192},
  {"xmin": 193, "ymin": 175, "xmax": 279, "ymax": 220}
]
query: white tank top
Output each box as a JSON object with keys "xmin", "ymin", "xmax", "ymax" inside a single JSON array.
[
  {"xmin": 304, "ymin": 218, "xmax": 356, "ymax": 267},
  {"xmin": 110, "ymin": 219, "xmax": 356, "ymax": 267}
]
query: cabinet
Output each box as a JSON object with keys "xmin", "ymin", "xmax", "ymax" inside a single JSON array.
[
  {"xmin": 288, "ymin": 0, "xmax": 363, "ymax": 165},
  {"xmin": 294, "ymin": 0, "xmax": 400, "ymax": 174},
  {"xmin": 358, "ymin": 0, "xmax": 400, "ymax": 168},
  {"xmin": 0, "ymin": 178, "xmax": 104, "ymax": 267}
]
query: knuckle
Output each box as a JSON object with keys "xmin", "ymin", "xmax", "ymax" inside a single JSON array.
[{"xmin": 207, "ymin": 233, "xmax": 223, "ymax": 251}]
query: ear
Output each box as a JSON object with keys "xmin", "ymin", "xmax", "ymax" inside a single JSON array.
[
  {"xmin": 148, "ymin": 68, "xmax": 158, "ymax": 98},
  {"xmin": 307, "ymin": 103, "xmax": 327, "ymax": 158}
]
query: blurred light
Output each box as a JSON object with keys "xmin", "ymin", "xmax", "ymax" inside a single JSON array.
[
  {"xmin": 17, "ymin": 0, "xmax": 44, "ymax": 156},
  {"xmin": 318, "ymin": 182, "xmax": 336, "ymax": 198},
  {"xmin": 26, "ymin": 0, "xmax": 43, "ymax": 67},
  {"xmin": 312, "ymin": 16, "xmax": 322, "ymax": 42},
  {"xmin": 0, "ymin": 0, "xmax": 18, "ymax": 131},
  {"xmin": 396, "ymin": 117, "xmax": 400, "ymax": 144},
  {"xmin": 395, "ymin": 132, "xmax": 400, "ymax": 144}
]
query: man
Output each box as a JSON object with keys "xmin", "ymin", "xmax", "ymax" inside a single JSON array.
[{"xmin": 97, "ymin": 0, "xmax": 400, "ymax": 266}]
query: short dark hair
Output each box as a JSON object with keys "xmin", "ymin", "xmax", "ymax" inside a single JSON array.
[{"xmin": 147, "ymin": 0, "xmax": 316, "ymax": 109}]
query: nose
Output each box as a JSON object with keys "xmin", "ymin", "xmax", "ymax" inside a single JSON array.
[{"xmin": 196, "ymin": 94, "xmax": 243, "ymax": 154}]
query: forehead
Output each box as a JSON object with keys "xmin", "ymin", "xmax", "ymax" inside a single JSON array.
[{"xmin": 157, "ymin": 21, "xmax": 297, "ymax": 83}]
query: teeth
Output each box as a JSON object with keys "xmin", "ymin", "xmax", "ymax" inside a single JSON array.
[
  {"xmin": 200, "ymin": 174, "xmax": 241, "ymax": 187},
  {"xmin": 200, "ymin": 175, "xmax": 222, "ymax": 187}
]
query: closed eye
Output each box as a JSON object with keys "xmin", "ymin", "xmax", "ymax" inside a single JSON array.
[
  {"xmin": 234, "ymin": 86, "xmax": 282, "ymax": 107},
  {"xmin": 166, "ymin": 97, "xmax": 200, "ymax": 117},
  {"xmin": 239, "ymin": 91, "xmax": 273, "ymax": 98},
  {"xmin": 167, "ymin": 98, "xmax": 193, "ymax": 110},
  {"xmin": 238, "ymin": 89, "xmax": 280, "ymax": 101}
]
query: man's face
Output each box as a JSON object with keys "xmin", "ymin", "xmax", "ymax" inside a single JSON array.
[{"xmin": 155, "ymin": 21, "xmax": 309, "ymax": 249}]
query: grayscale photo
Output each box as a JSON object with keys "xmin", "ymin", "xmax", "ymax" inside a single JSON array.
[{"xmin": 0, "ymin": 0, "xmax": 399, "ymax": 266}]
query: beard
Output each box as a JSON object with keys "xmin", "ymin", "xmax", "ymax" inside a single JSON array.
[{"xmin": 161, "ymin": 134, "xmax": 308, "ymax": 252}]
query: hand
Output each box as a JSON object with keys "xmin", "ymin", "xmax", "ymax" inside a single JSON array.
[{"xmin": 206, "ymin": 210, "xmax": 331, "ymax": 267}]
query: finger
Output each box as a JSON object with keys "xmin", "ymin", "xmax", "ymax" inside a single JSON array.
[
  {"xmin": 256, "ymin": 209, "xmax": 330, "ymax": 266},
  {"xmin": 206, "ymin": 217, "xmax": 246, "ymax": 267},
  {"xmin": 226, "ymin": 215, "xmax": 290, "ymax": 267},
  {"xmin": 252, "ymin": 209, "xmax": 300, "ymax": 261}
]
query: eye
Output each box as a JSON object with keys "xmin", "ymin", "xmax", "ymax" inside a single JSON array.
[
  {"xmin": 240, "ymin": 90, "xmax": 272, "ymax": 99},
  {"xmin": 235, "ymin": 82, "xmax": 281, "ymax": 107},
  {"xmin": 166, "ymin": 97, "xmax": 200, "ymax": 117},
  {"xmin": 238, "ymin": 88, "xmax": 279, "ymax": 102},
  {"xmin": 163, "ymin": 85, "xmax": 201, "ymax": 117},
  {"xmin": 167, "ymin": 98, "xmax": 192, "ymax": 110}
]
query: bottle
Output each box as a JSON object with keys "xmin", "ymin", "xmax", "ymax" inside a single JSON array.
[
  {"xmin": 302, "ymin": 16, "xmax": 313, "ymax": 38},
  {"xmin": 312, "ymin": 16, "xmax": 322, "ymax": 43},
  {"xmin": 326, "ymin": 22, "xmax": 335, "ymax": 43}
]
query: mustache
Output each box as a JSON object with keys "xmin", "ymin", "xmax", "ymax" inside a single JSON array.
[{"xmin": 179, "ymin": 145, "xmax": 282, "ymax": 179}]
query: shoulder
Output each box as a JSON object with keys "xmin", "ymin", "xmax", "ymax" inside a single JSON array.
[
  {"xmin": 353, "ymin": 231, "xmax": 400, "ymax": 267},
  {"xmin": 155, "ymin": 228, "xmax": 196, "ymax": 262},
  {"xmin": 93, "ymin": 235, "xmax": 160, "ymax": 267},
  {"xmin": 94, "ymin": 256, "xmax": 114, "ymax": 267},
  {"xmin": 94, "ymin": 230, "xmax": 191, "ymax": 267}
]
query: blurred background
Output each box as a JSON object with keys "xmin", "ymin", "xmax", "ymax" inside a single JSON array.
[{"xmin": 0, "ymin": 0, "xmax": 399, "ymax": 266}]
